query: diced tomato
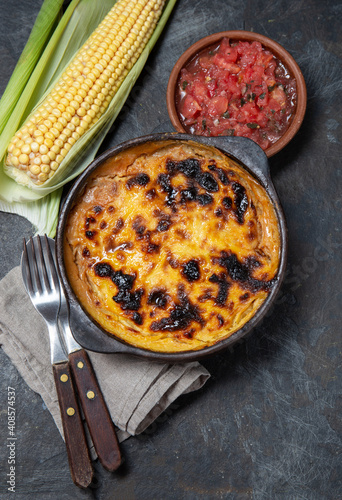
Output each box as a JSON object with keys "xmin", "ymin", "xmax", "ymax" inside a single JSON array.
[
  {"xmin": 251, "ymin": 65, "xmax": 264, "ymax": 85},
  {"xmin": 175, "ymin": 37, "xmax": 297, "ymax": 150},
  {"xmin": 212, "ymin": 53, "xmax": 240, "ymax": 73},
  {"xmin": 218, "ymin": 38, "xmax": 238, "ymax": 62},
  {"xmin": 206, "ymin": 79, "xmax": 218, "ymax": 97},
  {"xmin": 192, "ymin": 80, "xmax": 209, "ymax": 103},
  {"xmin": 256, "ymin": 88, "xmax": 269, "ymax": 107},
  {"xmin": 207, "ymin": 96, "xmax": 228, "ymax": 117},
  {"xmin": 265, "ymin": 59, "xmax": 277, "ymax": 77},
  {"xmin": 222, "ymin": 74, "xmax": 239, "ymax": 95},
  {"xmin": 260, "ymin": 52, "xmax": 274, "ymax": 68},
  {"xmin": 270, "ymin": 86, "xmax": 286, "ymax": 108},
  {"xmin": 237, "ymin": 102, "xmax": 258, "ymax": 123},
  {"xmin": 267, "ymin": 97, "xmax": 282, "ymax": 113},
  {"xmin": 180, "ymin": 94, "xmax": 202, "ymax": 119},
  {"xmin": 179, "ymin": 68, "xmax": 192, "ymax": 85},
  {"xmin": 199, "ymin": 55, "xmax": 213, "ymax": 70},
  {"xmin": 255, "ymin": 111, "xmax": 269, "ymax": 128}
]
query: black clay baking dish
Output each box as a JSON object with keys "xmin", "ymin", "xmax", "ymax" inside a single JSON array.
[{"xmin": 56, "ymin": 133, "xmax": 287, "ymax": 362}]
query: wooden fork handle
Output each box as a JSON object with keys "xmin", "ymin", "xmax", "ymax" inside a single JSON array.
[
  {"xmin": 53, "ymin": 361, "xmax": 93, "ymax": 488},
  {"xmin": 68, "ymin": 349, "xmax": 122, "ymax": 471}
]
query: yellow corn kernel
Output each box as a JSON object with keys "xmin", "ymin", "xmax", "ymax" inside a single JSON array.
[{"xmin": 5, "ymin": 0, "xmax": 166, "ymax": 186}]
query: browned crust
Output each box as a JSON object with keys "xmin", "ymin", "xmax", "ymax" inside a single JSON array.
[{"xmin": 64, "ymin": 140, "xmax": 280, "ymax": 352}]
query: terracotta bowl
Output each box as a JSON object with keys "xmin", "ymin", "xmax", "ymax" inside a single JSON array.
[{"xmin": 166, "ymin": 30, "xmax": 307, "ymax": 158}]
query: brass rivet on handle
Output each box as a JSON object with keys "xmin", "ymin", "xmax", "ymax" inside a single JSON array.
[
  {"xmin": 60, "ymin": 374, "xmax": 68, "ymax": 382},
  {"xmin": 77, "ymin": 361, "xmax": 84, "ymax": 369},
  {"xmin": 66, "ymin": 407, "xmax": 75, "ymax": 416},
  {"xmin": 86, "ymin": 390, "xmax": 95, "ymax": 400}
]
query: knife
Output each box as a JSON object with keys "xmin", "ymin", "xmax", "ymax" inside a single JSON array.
[
  {"xmin": 48, "ymin": 238, "xmax": 122, "ymax": 472},
  {"xmin": 21, "ymin": 236, "xmax": 93, "ymax": 489}
]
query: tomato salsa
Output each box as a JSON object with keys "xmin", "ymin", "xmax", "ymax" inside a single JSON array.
[{"xmin": 175, "ymin": 38, "xmax": 297, "ymax": 150}]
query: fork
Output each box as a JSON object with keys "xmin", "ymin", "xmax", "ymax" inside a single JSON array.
[
  {"xmin": 21, "ymin": 235, "xmax": 93, "ymax": 488},
  {"xmin": 47, "ymin": 237, "xmax": 121, "ymax": 471}
]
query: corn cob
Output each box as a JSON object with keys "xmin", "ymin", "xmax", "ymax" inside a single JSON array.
[{"xmin": 5, "ymin": 0, "xmax": 165, "ymax": 187}]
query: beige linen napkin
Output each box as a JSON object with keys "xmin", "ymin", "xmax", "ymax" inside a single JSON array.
[{"xmin": 0, "ymin": 266, "xmax": 210, "ymax": 442}]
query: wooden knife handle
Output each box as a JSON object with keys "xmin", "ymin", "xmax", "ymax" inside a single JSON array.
[
  {"xmin": 68, "ymin": 349, "xmax": 122, "ymax": 471},
  {"xmin": 52, "ymin": 362, "xmax": 93, "ymax": 488}
]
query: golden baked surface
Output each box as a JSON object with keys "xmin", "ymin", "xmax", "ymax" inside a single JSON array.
[{"xmin": 64, "ymin": 140, "xmax": 280, "ymax": 352}]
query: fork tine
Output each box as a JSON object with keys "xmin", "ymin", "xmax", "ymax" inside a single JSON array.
[
  {"xmin": 27, "ymin": 237, "xmax": 43, "ymax": 296},
  {"xmin": 42, "ymin": 234, "xmax": 61, "ymax": 295},
  {"xmin": 22, "ymin": 238, "xmax": 35, "ymax": 296},
  {"xmin": 33, "ymin": 236, "xmax": 50, "ymax": 294}
]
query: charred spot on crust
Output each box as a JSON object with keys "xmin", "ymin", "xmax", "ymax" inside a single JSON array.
[
  {"xmin": 148, "ymin": 289, "xmax": 168, "ymax": 308},
  {"xmin": 232, "ymin": 182, "xmax": 248, "ymax": 224},
  {"xmin": 198, "ymin": 193, "xmax": 213, "ymax": 206},
  {"xmin": 85, "ymin": 230, "xmax": 96, "ymax": 240},
  {"xmin": 113, "ymin": 217, "xmax": 124, "ymax": 234},
  {"xmin": 82, "ymin": 247, "xmax": 90, "ymax": 257},
  {"xmin": 180, "ymin": 188, "xmax": 214, "ymax": 207},
  {"xmin": 214, "ymin": 207, "xmax": 223, "ymax": 217},
  {"xmin": 217, "ymin": 314, "xmax": 224, "ymax": 327},
  {"xmin": 217, "ymin": 251, "xmax": 274, "ymax": 292},
  {"xmin": 93, "ymin": 205, "xmax": 103, "ymax": 214},
  {"xmin": 153, "ymin": 208, "xmax": 162, "ymax": 217},
  {"xmin": 182, "ymin": 260, "xmax": 200, "ymax": 282},
  {"xmin": 180, "ymin": 186, "xmax": 198, "ymax": 202},
  {"xmin": 157, "ymin": 172, "xmax": 172, "ymax": 191},
  {"xmin": 146, "ymin": 188, "xmax": 157, "ymax": 200},
  {"xmin": 157, "ymin": 173, "xmax": 178, "ymax": 207},
  {"xmin": 167, "ymin": 253, "xmax": 179, "ymax": 269},
  {"xmin": 166, "ymin": 157, "xmax": 218, "ymax": 194},
  {"xmin": 239, "ymin": 292, "xmax": 250, "ymax": 302},
  {"xmin": 132, "ymin": 312, "xmax": 143, "ymax": 325},
  {"xmin": 209, "ymin": 273, "xmax": 230, "ymax": 306},
  {"xmin": 132, "ymin": 216, "xmax": 146, "ymax": 237},
  {"xmin": 218, "ymin": 251, "xmax": 249, "ymax": 282},
  {"xmin": 113, "ymin": 288, "xmax": 143, "ymax": 311},
  {"xmin": 94, "ymin": 262, "xmax": 113, "ymax": 278},
  {"xmin": 198, "ymin": 289, "xmax": 213, "ymax": 302},
  {"xmin": 150, "ymin": 286, "xmax": 203, "ymax": 332},
  {"xmin": 183, "ymin": 329, "xmax": 195, "ymax": 339},
  {"xmin": 196, "ymin": 171, "xmax": 219, "ymax": 192},
  {"xmin": 208, "ymin": 164, "xmax": 230, "ymax": 185},
  {"xmin": 245, "ymin": 256, "xmax": 261, "ymax": 268},
  {"xmin": 94, "ymin": 263, "xmax": 143, "ymax": 312},
  {"xmin": 107, "ymin": 205, "xmax": 115, "ymax": 213},
  {"xmin": 111, "ymin": 269, "xmax": 142, "ymax": 310},
  {"xmin": 85, "ymin": 216, "xmax": 96, "ymax": 229},
  {"xmin": 111, "ymin": 270, "xmax": 135, "ymax": 290},
  {"xmin": 145, "ymin": 241, "xmax": 160, "ymax": 254},
  {"xmin": 222, "ymin": 196, "xmax": 232, "ymax": 209},
  {"xmin": 100, "ymin": 220, "xmax": 107, "ymax": 230},
  {"xmin": 157, "ymin": 218, "xmax": 172, "ymax": 232},
  {"xmin": 126, "ymin": 173, "xmax": 150, "ymax": 189},
  {"xmin": 132, "ymin": 219, "xmax": 160, "ymax": 253},
  {"xmin": 167, "ymin": 158, "xmax": 201, "ymax": 178}
]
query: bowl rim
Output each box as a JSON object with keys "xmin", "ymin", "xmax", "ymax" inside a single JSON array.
[
  {"xmin": 56, "ymin": 132, "xmax": 288, "ymax": 362},
  {"xmin": 166, "ymin": 30, "xmax": 307, "ymax": 158}
]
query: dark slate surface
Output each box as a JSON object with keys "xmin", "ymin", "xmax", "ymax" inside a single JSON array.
[{"xmin": 1, "ymin": 0, "xmax": 341, "ymax": 498}]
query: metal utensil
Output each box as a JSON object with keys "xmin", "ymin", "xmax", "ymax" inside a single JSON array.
[
  {"xmin": 47, "ymin": 237, "xmax": 121, "ymax": 472},
  {"xmin": 21, "ymin": 235, "xmax": 93, "ymax": 489}
]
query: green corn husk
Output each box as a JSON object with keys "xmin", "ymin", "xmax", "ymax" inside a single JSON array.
[{"xmin": 0, "ymin": 0, "xmax": 177, "ymax": 236}]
